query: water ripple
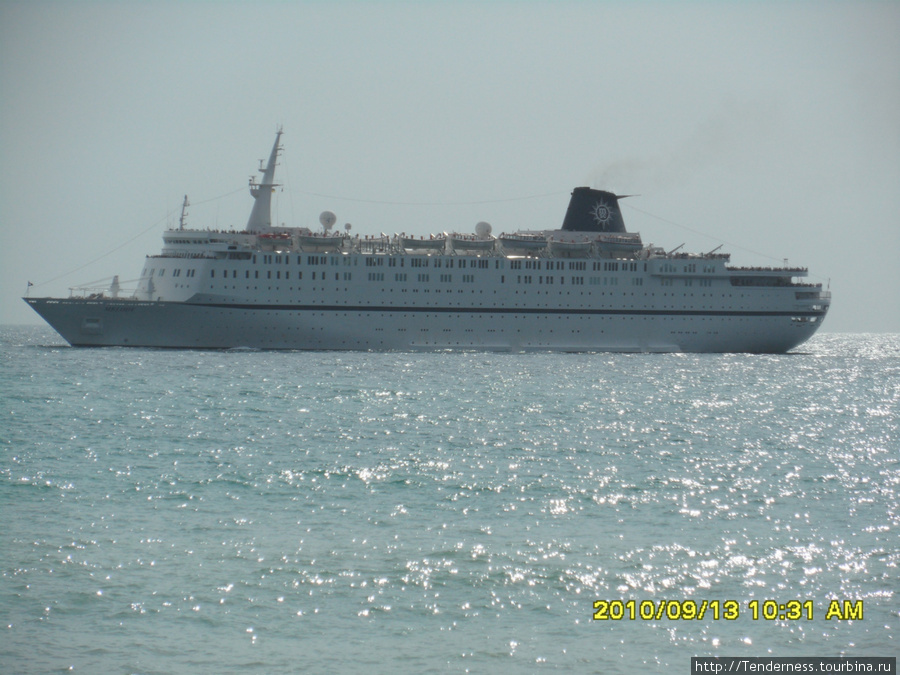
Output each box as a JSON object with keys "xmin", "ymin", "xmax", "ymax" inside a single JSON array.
[{"xmin": 1, "ymin": 328, "xmax": 897, "ymax": 672}]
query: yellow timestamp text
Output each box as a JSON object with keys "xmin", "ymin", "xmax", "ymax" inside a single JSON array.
[{"xmin": 592, "ymin": 599, "xmax": 864, "ymax": 621}]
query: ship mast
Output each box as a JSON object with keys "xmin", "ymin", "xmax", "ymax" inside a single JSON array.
[
  {"xmin": 178, "ymin": 195, "xmax": 189, "ymax": 231},
  {"xmin": 245, "ymin": 128, "xmax": 283, "ymax": 233}
]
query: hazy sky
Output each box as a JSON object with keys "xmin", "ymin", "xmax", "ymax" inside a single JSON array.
[{"xmin": 2, "ymin": 1, "xmax": 898, "ymax": 332}]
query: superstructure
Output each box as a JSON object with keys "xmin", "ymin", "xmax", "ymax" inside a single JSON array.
[{"xmin": 25, "ymin": 131, "xmax": 830, "ymax": 352}]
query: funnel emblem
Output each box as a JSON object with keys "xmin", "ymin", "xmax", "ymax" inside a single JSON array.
[{"xmin": 591, "ymin": 201, "xmax": 613, "ymax": 226}]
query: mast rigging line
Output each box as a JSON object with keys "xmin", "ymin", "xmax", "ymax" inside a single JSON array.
[
  {"xmin": 293, "ymin": 190, "xmax": 568, "ymax": 206},
  {"xmin": 624, "ymin": 203, "xmax": 829, "ymax": 283},
  {"xmin": 190, "ymin": 185, "xmax": 247, "ymax": 206},
  {"xmin": 33, "ymin": 214, "xmax": 168, "ymax": 289},
  {"xmin": 625, "ymin": 203, "xmax": 786, "ymax": 265},
  {"xmin": 30, "ymin": 186, "xmax": 249, "ymax": 290}
]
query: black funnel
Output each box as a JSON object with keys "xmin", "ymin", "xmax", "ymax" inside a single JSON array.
[{"xmin": 561, "ymin": 188, "xmax": 628, "ymax": 233}]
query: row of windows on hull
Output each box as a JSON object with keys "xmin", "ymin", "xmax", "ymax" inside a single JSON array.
[
  {"xmin": 255, "ymin": 254, "xmax": 645, "ymax": 272},
  {"xmin": 151, "ymin": 266, "xmax": 730, "ymax": 289},
  {"xmin": 148, "ymin": 257, "xmax": 647, "ymax": 276}
]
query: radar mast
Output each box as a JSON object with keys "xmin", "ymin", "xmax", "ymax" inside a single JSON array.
[{"xmin": 245, "ymin": 128, "xmax": 283, "ymax": 232}]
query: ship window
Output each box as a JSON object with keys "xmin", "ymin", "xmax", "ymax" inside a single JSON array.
[
  {"xmin": 276, "ymin": 271, "xmax": 281, "ymax": 279},
  {"xmin": 210, "ymin": 270, "xmax": 215, "ymax": 278},
  {"xmin": 255, "ymin": 271, "xmax": 259, "ymax": 279},
  {"xmin": 245, "ymin": 271, "xmax": 249, "ymax": 279},
  {"xmin": 267, "ymin": 271, "xmax": 271, "ymax": 279},
  {"xmin": 158, "ymin": 269, "xmax": 165, "ymax": 277}
]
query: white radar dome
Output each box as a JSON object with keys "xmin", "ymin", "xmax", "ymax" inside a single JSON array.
[
  {"xmin": 319, "ymin": 211, "xmax": 337, "ymax": 231},
  {"xmin": 475, "ymin": 221, "xmax": 492, "ymax": 237}
]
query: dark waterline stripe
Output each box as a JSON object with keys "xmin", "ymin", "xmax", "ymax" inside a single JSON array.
[
  {"xmin": 26, "ymin": 298, "xmax": 828, "ymax": 318},
  {"xmin": 189, "ymin": 302, "xmax": 826, "ymax": 318}
]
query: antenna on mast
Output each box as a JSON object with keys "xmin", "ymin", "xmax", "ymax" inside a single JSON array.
[{"xmin": 179, "ymin": 195, "xmax": 190, "ymax": 231}]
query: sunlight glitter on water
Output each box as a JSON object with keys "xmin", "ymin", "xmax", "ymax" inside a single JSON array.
[{"xmin": 1, "ymin": 330, "xmax": 898, "ymax": 672}]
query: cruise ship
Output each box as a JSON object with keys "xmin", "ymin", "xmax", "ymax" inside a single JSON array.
[{"xmin": 24, "ymin": 131, "xmax": 830, "ymax": 352}]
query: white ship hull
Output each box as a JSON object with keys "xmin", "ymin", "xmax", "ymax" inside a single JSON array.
[
  {"xmin": 26, "ymin": 277, "xmax": 827, "ymax": 353},
  {"xmin": 24, "ymin": 131, "xmax": 830, "ymax": 352}
]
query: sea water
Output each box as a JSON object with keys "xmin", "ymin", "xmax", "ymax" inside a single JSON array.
[{"xmin": 1, "ymin": 327, "xmax": 897, "ymax": 674}]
